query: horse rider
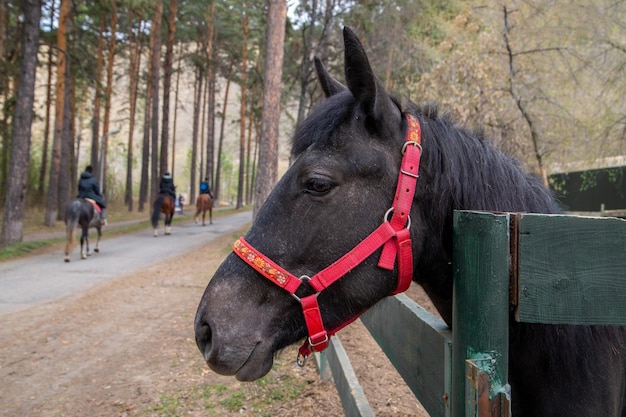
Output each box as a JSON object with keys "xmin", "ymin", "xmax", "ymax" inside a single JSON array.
[
  {"xmin": 159, "ymin": 171, "xmax": 177, "ymax": 202},
  {"xmin": 199, "ymin": 177, "xmax": 214, "ymax": 198},
  {"xmin": 77, "ymin": 165, "xmax": 107, "ymax": 225}
]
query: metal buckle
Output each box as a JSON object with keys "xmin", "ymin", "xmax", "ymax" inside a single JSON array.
[
  {"xmin": 400, "ymin": 168, "xmax": 419, "ymax": 179},
  {"xmin": 383, "ymin": 207, "xmax": 411, "ymax": 229},
  {"xmin": 308, "ymin": 333, "xmax": 329, "ymax": 349},
  {"xmin": 401, "ymin": 140, "xmax": 422, "ymax": 155}
]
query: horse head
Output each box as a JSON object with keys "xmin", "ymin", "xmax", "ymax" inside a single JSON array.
[{"xmin": 195, "ymin": 27, "xmax": 427, "ymax": 381}]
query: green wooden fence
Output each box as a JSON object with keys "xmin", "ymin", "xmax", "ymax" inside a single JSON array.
[{"xmin": 315, "ymin": 210, "xmax": 626, "ymax": 417}]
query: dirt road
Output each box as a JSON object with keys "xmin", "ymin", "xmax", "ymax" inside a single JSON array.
[
  {"xmin": 0, "ymin": 212, "xmax": 432, "ymax": 417},
  {"xmin": 0, "ymin": 211, "xmax": 252, "ymax": 315}
]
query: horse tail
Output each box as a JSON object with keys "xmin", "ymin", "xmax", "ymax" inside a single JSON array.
[
  {"xmin": 152, "ymin": 194, "xmax": 164, "ymax": 229},
  {"xmin": 64, "ymin": 200, "xmax": 80, "ymax": 260}
]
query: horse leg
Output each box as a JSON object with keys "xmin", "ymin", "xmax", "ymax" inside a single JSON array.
[
  {"xmin": 165, "ymin": 215, "xmax": 172, "ymax": 235},
  {"xmin": 154, "ymin": 224, "xmax": 159, "ymax": 237},
  {"xmin": 86, "ymin": 234, "xmax": 91, "ymax": 256},
  {"xmin": 94, "ymin": 226, "xmax": 101, "ymax": 253},
  {"xmin": 64, "ymin": 241, "xmax": 71, "ymax": 262},
  {"xmin": 209, "ymin": 207, "xmax": 213, "ymax": 225},
  {"xmin": 65, "ymin": 224, "xmax": 75, "ymax": 263},
  {"xmin": 80, "ymin": 228, "xmax": 88, "ymax": 259}
]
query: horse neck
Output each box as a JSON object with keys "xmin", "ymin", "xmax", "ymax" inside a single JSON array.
[{"xmin": 407, "ymin": 115, "xmax": 559, "ymax": 326}]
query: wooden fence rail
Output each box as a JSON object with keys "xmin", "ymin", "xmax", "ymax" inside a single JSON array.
[{"xmin": 315, "ymin": 210, "xmax": 626, "ymax": 417}]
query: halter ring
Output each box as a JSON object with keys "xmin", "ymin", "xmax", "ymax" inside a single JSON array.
[
  {"xmin": 296, "ymin": 352, "xmax": 308, "ymax": 367},
  {"xmin": 384, "ymin": 207, "xmax": 412, "ymax": 230},
  {"xmin": 290, "ymin": 275, "xmax": 318, "ymax": 302}
]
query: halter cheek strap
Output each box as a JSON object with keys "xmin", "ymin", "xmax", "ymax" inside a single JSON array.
[
  {"xmin": 232, "ymin": 113, "xmax": 422, "ymax": 365},
  {"xmin": 379, "ymin": 113, "xmax": 422, "ymax": 293}
]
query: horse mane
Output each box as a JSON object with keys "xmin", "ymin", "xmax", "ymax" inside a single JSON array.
[
  {"xmin": 407, "ymin": 101, "xmax": 562, "ymax": 215},
  {"xmin": 293, "ymin": 93, "xmax": 561, "ymax": 215}
]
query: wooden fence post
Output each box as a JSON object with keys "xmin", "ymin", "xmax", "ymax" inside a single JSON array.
[{"xmin": 452, "ymin": 211, "xmax": 511, "ymax": 417}]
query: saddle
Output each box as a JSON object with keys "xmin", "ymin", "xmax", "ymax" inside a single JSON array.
[{"xmin": 84, "ymin": 198, "xmax": 102, "ymax": 214}]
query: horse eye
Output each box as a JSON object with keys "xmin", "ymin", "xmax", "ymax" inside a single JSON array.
[{"xmin": 304, "ymin": 178, "xmax": 334, "ymax": 196}]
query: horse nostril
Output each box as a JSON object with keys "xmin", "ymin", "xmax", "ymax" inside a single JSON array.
[{"xmin": 194, "ymin": 316, "xmax": 213, "ymax": 359}]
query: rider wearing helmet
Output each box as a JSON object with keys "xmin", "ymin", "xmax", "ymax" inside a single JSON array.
[
  {"xmin": 159, "ymin": 171, "xmax": 177, "ymax": 201},
  {"xmin": 77, "ymin": 165, "xmax": 106, "ymax": 225},
  {"xmin": 199, "ymin": 177, "xmax": 214, "ymax": 198}
]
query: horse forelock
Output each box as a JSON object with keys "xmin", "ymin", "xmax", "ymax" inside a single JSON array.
[{"xmin": 291, "ymin": 92, "xmax": 356, "ymax": 157}]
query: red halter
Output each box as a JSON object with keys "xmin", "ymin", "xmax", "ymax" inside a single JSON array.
[{"xmin": 232, "ymin": 113, "xmax": 422, "ymax": 365}]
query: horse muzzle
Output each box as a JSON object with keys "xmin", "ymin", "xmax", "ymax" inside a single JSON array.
[{"xmin": 194, "ymin": 309, "xmax": 276, "ymax": 381}]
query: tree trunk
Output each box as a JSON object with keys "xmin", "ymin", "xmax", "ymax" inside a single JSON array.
[
  {"xmin": 101, "ymin": 4, "xmax": 118, "ymax": 197},
  {"xmin": 91, "ymin": 15, "xmax": 105, "ymax": 171},
  {"xmin": 56, "ymin": 60, "xmax": 72, "ymax": 220},
  {"xmin": 171, "ymin": 43, "xmax": 182, "ymax": 179},
  {"xmin": 139, "ymin": 26, "xmax": 154, "ymax": 212},
  {"xmin": 237, "ymin": 13, "xmax": 248, "ymax": 209},
  {"xmin": 139, "ymin": 88, "xmax": 151, "ymax": 212},
  {"xmin": 150, "ymin": 1, "xmax": 163, "ymax": 201},
  {"xmin": 245, "ymin": 111, "xmax": 253, "ymax": 205},
  {"xmin": 160, "ymin": 0, "xmax": 176, "ymax": 176},
  {"xmin": 125, "ymin": 15, "xmax": 143, "ymax": 211},
  {"xmin": 502, "ymin": 6, "xmax": 549, "ymax": 186},
  {"xmin": 44, "ymin": 0, "xmax": 69, "ymax": 227},
  {"xmin": 199, "ymin": 67, "xmax": 208, "ymax": 179},
  {"xmin": 0, "ymin": 0, "xmax": 41, "ymax": 246},
  {"xmin": 189, "ymin": 62, "xmax": 204, "ymax": 204},
  {"xmin": 296, "ymin": 0, "xmax": 317, "ymax": 126},
  {"xmin": 206, "ymin": 71, "xmax": 216, "ymax": 188},
  {"xmin": 204, "ymin": 1, "xmax": 216, "ymax": 187},
  {"xmin": 69, "ymin": 72, "xmax": 77, "ymax": 190},
  {"xmin": 254, "ymin": 0, "xmax": 287, "ymax": 219},
  {"xmin": 249, "ymin": 117, "xmax": 260, "ymax": 205},
  {"xmin": 214, "ymin": 60, "xmax": 234, "ymax": 202},
  {"xmin": 38, "ymin": 0, "xmax": 55, "ymax": 198}
]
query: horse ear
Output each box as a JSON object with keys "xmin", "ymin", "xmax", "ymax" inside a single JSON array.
[
  {"xmin": 314, "ymin": 57, "xmax": 346, "ymax": 97},
  {"xmin": 342, "ymin": 27, "xmax": 401, "ymax": 130}
]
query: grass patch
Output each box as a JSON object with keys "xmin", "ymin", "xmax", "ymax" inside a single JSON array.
[
  {"xmin": 0, "ymin": 240, "xmax": 54, "ymax": 262},
  {"xmin": 143, "ymin": 394, "xmax": 184, "ymax": 417},
  {"xmin": 140, "ymin": 370, "xmax": 310, "ymax": 416}
]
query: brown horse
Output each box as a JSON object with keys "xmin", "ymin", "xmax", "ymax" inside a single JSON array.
[
  {"xmin": 194, "ymin": 194, "xmax": 213, "ymax": 226},
  {"xmin": 151, "ymin": 193, "xmax": 175, "ymax": 237}
]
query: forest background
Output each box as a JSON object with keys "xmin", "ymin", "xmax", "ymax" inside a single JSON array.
[{"xmin": 0, "ymin": 0, "xmax": 624, "ymax": 247}]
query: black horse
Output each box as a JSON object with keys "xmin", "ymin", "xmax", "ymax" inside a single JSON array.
[
  {"xmin": 64, "ymin": 198, "xmax": 102, "ymax": 262},
  {"xmin": 195, "ymin": 28, "xmax": 626, "ymax": 416}
]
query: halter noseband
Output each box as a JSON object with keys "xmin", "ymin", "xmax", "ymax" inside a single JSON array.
[{"xmin": 232, "ymin": 113, "xmax": 422, "ymax": 365}]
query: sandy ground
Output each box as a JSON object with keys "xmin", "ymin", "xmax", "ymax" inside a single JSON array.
[{"xmin": 0, "ymin": 225, "xmax": 438, "ymax": 417}]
